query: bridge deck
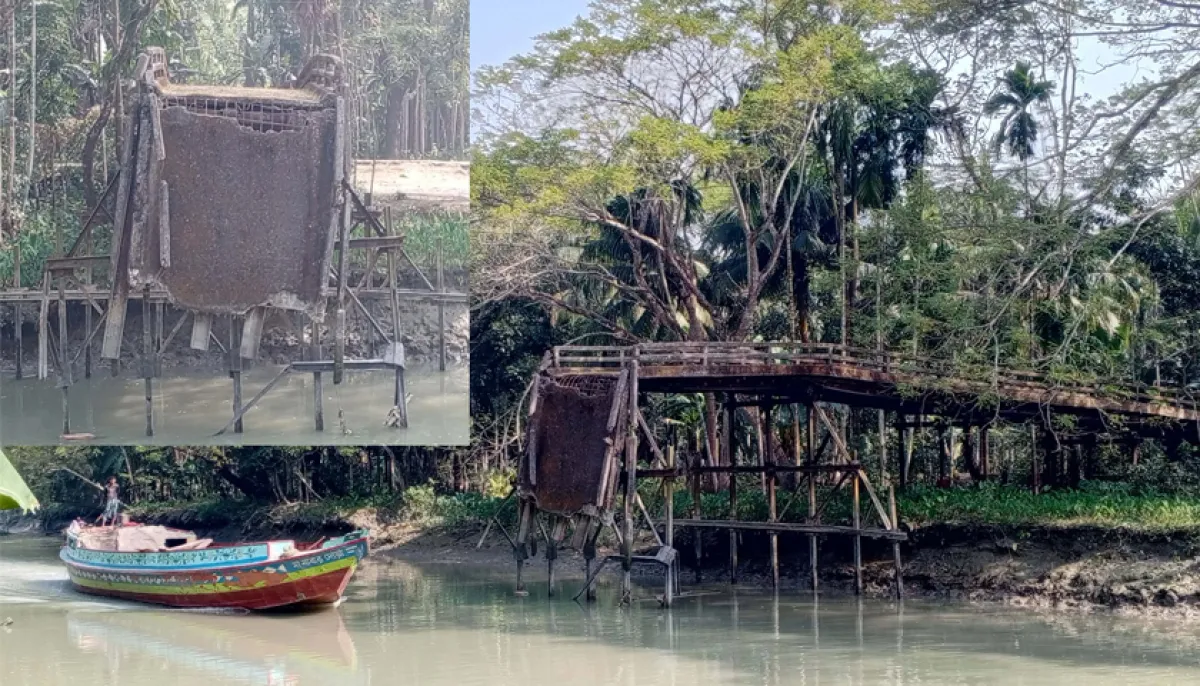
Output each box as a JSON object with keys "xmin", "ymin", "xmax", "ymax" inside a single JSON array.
[{"xmin": 547, "ymin": 343, "xmax": 1200, "ymax": 435}]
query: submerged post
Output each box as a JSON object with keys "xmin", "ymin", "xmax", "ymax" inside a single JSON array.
[
  {"xmin": 311, "ymin": 320, "xmax": 324, "ymax": 431},
  {"xmin": 230, "ymin": 315, "xmax": 244, "ymax": 434}
]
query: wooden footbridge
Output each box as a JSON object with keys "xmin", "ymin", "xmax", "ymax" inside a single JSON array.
[{"xmin": 498, "ymin": 342, "xmax": 1199, "ymax": 607}]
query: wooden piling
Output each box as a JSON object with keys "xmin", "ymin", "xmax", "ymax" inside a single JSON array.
[
  {"xmin": 437, "ymin": 238, "xmax": 446, "ymax": 372},
  {"xmin": 621, "ymin": 355, "xmax": 639, "ymax": 601},
  {"xmin": 807, "ymin": 402, "xmax": 818, "ymax": 593},
  {"xmin": 889, "ymin": 483, "xmax": 903, "ymax": 599},
  {"xmin": 155, "ymin": 302, "xmax": 164, "ymax": 377},
  {"xmin": 691, "ymin": 447, "xmax": 703, "ymax": 583},
  {"xmin": 725, "ymin": 397, "xmax": 738, "ymax": 584},
  {"xmin": 142, "ymin": 285, "xmax": 154, "ymax": 437},
  {"xmin": 664, "ymin": 438, "xmax": 676, "ymax": 607},
  {"xmin": 765, "ymin": 404, "xmax": 779, "ymax": 589},
  {"xmin": 515, "ymin": 500, "xmax": 533, "ymax": 594},
  {"xmin": 57, "ymin": 275, "xmax": 71, "ymax": 435},
  {"xmin": 13, "ymin": 246, "xmax": 21, "ymax": 379},
  {"xmin": 230, "ymin": 315, "xmax": 244, "ymax": 434},
  {"xmin": 311, "ymin": 320, "xmax": 324, "ymax": 431},
  {"xmin": 852, "ymin": 469, "xmax": 862, "ymax": 595}
]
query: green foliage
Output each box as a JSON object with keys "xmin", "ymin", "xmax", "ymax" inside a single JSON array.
[{"xmin": 899, "ymin": 482, "xmax": 1200, "ymax": 531}]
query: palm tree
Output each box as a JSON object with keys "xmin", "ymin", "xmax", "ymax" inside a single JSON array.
[{"xmin": 983, "ymin": 62, "xmax": 1053, "ymax": 161}]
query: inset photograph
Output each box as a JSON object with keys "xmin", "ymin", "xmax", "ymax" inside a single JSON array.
[{"xmin": 0, "ymin": 1, "xmax": 468, "ymax": 445}]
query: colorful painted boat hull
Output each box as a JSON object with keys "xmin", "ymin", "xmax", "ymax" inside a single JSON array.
[{"xmin": 62, "ymin": 530, "xmax": 369, "ymax": 611}]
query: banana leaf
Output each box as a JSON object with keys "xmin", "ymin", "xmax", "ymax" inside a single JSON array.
[{"xmin": 0, "ymin": 448, "xmax": 39, "ymax": 513}]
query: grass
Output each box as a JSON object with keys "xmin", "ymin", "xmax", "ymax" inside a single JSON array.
[
  {"xmin": 71, "ymin": 478, "xmax": 1200, "ymax": 540},
  {"xmin": 898, "ymin": 482, "xmax": 1200, "ymax": 531},
  {"xmin": 636, "ymin": 478, "xmax": 1200, "ymax": 533},
  {"xmin": 393, "ymin": 212, "xmax": 468, "ymax": 273}
]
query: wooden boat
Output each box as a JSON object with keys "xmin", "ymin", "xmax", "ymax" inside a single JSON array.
[{"xmin": 61, "ymin": 520, "xmax": 369, "ymax": 610}]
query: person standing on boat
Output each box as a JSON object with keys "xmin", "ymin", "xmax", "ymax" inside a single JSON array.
[{"xmin": 98, "ymin": 476, "xmax": 121, "ymax": 527}]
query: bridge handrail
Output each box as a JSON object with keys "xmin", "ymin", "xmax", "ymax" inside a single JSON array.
[{"xmin": 548, "ymin": 343, "xmax": 1197, "ymax": 407}]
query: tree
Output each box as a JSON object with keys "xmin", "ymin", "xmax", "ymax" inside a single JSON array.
[{"xmin": 982, "ymin": 61, "xmax": 1052, "ymax": 161}]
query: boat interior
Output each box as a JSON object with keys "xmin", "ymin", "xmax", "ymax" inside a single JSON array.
[{"xmin": 69, "ymin": 522, "xmax": 213, "ymax": 553}]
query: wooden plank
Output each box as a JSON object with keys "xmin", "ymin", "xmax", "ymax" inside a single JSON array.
[
  {"xmin": 672, "ymin": 519, "xmax": 907, "ymax": 541},
  {"xmin": 213, "ymin": 365, "xmax": 293, "ymax": 436},
  {"xmin": 45, "ymin": 256, "xmax": 111, "ymax": 272},
  {"xmin": 159, "ymin": 181, "xmax": 171, "ymax": 267},
  {"xmin": 189, "ymin": 312, "xmax": 212, "ymax": 351},
  {"xmin": 332, "ymin": 236, "xmax": 406, "ymax": 250},
  {"xmin": 240, "ymin": 307, "xmax": 266, "ymax": 360}
]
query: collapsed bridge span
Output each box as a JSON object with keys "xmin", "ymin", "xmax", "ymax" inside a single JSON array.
[{"xmin": 500, "ymin": 342, "xmax": 1200, "ymax": 606}]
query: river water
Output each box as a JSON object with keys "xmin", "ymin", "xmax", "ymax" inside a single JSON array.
[
  {"xmin": 3, "ymin": 536, "xmax": 1200, "ymax": 685},
  {"xmin": 0, "ymin": 363, "xmax": 468, "ymax": 446}
]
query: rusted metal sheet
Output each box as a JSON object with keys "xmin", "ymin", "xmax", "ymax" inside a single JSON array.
[
  {"xmin": 522, "ymin": 377, "xmax": 619, "ymax": 516},
  {"xmin": 125, "ymin": 102, "xmax": 339, "ymax": 317}
]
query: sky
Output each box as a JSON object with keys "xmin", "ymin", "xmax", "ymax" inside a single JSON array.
[{"xmin": 470, "ymin": 0, "xmax": 592, "ymax": 73}]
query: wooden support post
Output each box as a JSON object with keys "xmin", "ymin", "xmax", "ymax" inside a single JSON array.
[
  {"xmin": 547, "ymin": 517, "xmax": 568, "ymax": 597},
  {"xmin": 333, "ymin": 187, "xmax": 350, "ymax": 386},
  {"xmin": 878, "ymin": 409, "xmax": 888, "ymax": 483},
  {"xmin": 980, "ymin": 425, "xmax": 990, "ymax": 480},
  {"xmin": 889, "ymin": 484, "xmax": 903, "ymax": 600},
  {"xmin": 691, "ymin": 446, "xmax": 703, "ymax": 583},
  {"xmin": 897, "ymin": 414, "xmax": 909, "ymax": 490},
  {"xmin": 807, "ymin": 402, "xmax": 818, "ymax": 593},
  {"xmin": 1031, "ymin": 424, "xmax": 1041, "ymax": 494},
  {"xmin": 38, "ymin": 274, "xmax": 50, "ymax": 380},
  {"xmin": 142, "ymin": 285, "xmax": 154, "ymax": 437},
  {"xmin": 725, "ymin": 396, "xmax": 738, "ymax": 584},
  {"xmin": 12, "ymin": 245, "xmax": 21, "ymax": 379},
  {"xmin": 311, "ymin": 320, "xmax": 324, "ymax": 431},
  {"xmin": 155, "ymin": 302, "xmax": 164, "ymax": 377},
  {"xmin": 664, "ymin": 436, "xmax": 676, "ymax": 607},
  {"xmin": 57, "ymin": 275, "xmax": 71, "ymax": 435},
  {"xmin": 13, "ymin": 301, "xmax": 22, "ymax": 380},
  {"xmin": 230, "ymin": 315, "xmax": 244, "ymax": 434},
  {"xmin": 852, "ymin": 470, "xmax": 863, "ymax": 596},
  {"xmin": 622, "ymin": 355, "xmax": 639, "ymax": 602},
  {"xmin": 515, "ymin": 499, "xmax": 533, "ymax": 595},
  {"xmin": 437, "ymin": 238, "xmax": 446, "ymax": 372},
  {"xmin": 766, "ymin": 404, "xmax": 779, "ymax": 590}
]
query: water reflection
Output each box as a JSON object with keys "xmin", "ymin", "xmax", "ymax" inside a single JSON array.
[
  {"xmin": 5, "ymin": 535, "xmax": 1200, "ymax": 685},
  {"xmin": 0, "ymin": 362, "xmax": 468, "ymax": 445},
  {"xmin": 67, "ymin": 609, "xmax": 365, "ymax": 686}
]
